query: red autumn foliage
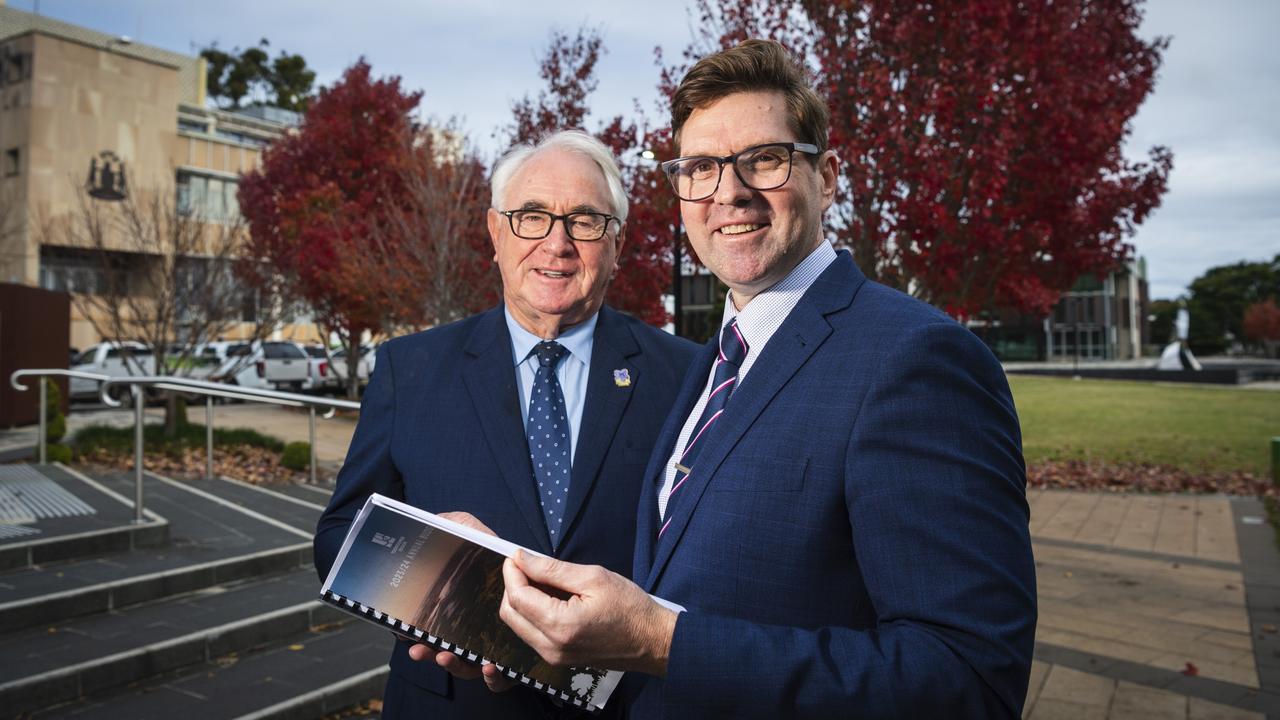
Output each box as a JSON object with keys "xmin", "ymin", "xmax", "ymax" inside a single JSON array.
[
  {"xmin": 237, "ymin": 60, "xmax": 421, "ymax": 392},
  {"xmin": 681, "ymin": 0, "xmax": 1173, "ymax": 319},
  {"xmin": 339, "ymin": 129, "xmax": 499, "ymax": 333},
  {"xmin": 1243, "ymin": 299, "xmax": 1280, "ymax": 343},
  {"xmin": 505, "ymin": 29, "xmax": 675, "ymax": 327}
]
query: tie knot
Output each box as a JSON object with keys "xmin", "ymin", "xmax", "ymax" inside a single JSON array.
[
  {"xmin": 533, "ymin": 340, "xmax": 567, "ymax": 369},
  {"xmin": 719, "ymin": 320, "xmax": 748, "ymax": 367}
]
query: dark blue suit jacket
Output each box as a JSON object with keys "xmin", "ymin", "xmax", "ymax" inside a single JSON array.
[
  {"xmin": 626, "ymin": 253, "xmax": 1036, "ymax": 719},
  {"xmin": 315, "ymin": 305, "xmax": 696, "ymax": 720}
]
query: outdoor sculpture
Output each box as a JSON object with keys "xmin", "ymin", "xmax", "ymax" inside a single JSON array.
[{"xmin": 1157, "ymin": 306, "xmax": 1202, "ymax": 371}]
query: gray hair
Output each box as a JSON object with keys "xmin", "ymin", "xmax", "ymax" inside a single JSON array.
[{"xmin": 490, "ymin": 130, "xmax": 629, "ymax": 224}]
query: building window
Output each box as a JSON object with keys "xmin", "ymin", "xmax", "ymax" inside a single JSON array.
[
  {"xmin": 39, "ymin": 246, "xmax": 131, "ymax": 296},
  {"xmin": 3, "ymin": 147, "xmax": 17, "ymax": 176},
  {"xmin": 176, "ymin": 171, "xmax": 240, "ymax": 223},
  {"xmin": 178, "ymin": 118, "xmax": 209, "ymax": 134},
  {"xmin": 214, "ymin": 128, "xmax": 267, "ymax": 147}
]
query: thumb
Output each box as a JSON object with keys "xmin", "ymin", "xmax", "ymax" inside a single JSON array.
[
  {"xmin": 512, "ymin": 549, "xmax": 566, "ymax": 584},
  {"xmin": 517, "ymin": 548, "xmax": 583, "ymax": 594}
]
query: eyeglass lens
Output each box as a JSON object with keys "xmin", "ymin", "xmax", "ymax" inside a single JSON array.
[
  {"xmin": 669, "ymin": 144, "xmax": 794, "ymax": 200},
  {"xmin": 511, "ymin": 211, "xmax": 609, "ymax": 240}
]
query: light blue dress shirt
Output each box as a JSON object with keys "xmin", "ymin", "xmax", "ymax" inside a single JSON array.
[{"xmin": 505, "ymin": 307, "xmax": 596, "ymax": 464}]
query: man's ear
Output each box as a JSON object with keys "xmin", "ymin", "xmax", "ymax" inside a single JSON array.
[
  {"xmin": 818, "ymin": 150, "xmax": 839, "ymax": 212},
  {"xmin": 486, "ymin": 208, "xmax": 501, "ymax": 261},
  {"xmin": 613, "ymin": 222, "xmax": 627, "ymax": 272}
]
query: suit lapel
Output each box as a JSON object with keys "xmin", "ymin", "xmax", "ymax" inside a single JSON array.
[
  {"xmin": 460, "ymin": 308, "xmax": 553, "ymax": 554},
  {"xmin": 560, "ymin": 308, "xmax": 639, "ymax": 544},
  {"xmin": 632, "ymin": 339, "xmax": 718, "ymax": 584},
  {"xmin": 643, "ymin": 253, "xmax": 864, "ymax": 591}
]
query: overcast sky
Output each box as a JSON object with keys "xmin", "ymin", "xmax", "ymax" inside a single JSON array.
[{"xmin": 13, "ymin": 0, "xmax": 1277, "ymax": 300}]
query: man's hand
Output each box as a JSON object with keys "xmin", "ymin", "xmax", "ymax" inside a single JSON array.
[
  {"xmin": 408, "ymin": 644, "xmax": 515, "ymax": 692},
  {"xmin": 405, "ymin": 510, "xmax": 516, "ymax": 692},
  {"xmin": 500, "ymin": 550, "xmax": 676, "ymax": 677}
]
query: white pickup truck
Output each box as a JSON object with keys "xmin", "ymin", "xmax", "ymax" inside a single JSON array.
[
  {"xmin": 210, "ymin": 340, "xmax": 312, "ymax": 392},
  {"xmin": 68, "ymin": 341, "xmax": 157, "ymax": 400}
]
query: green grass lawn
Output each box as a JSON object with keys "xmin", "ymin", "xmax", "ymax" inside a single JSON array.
[{"xmin": 1007, "ymin": 375, "xmax": 1280, "ymax": 476}]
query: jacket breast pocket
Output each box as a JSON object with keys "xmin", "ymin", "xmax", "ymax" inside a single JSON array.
[{"xmin": 707, "ymin": 456, "xmax": 806, "ymax": 493}]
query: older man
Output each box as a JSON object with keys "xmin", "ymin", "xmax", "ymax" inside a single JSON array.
[
  {"xmin": 496, "ymin": 41, "xmax": 1037, "ymax": 719},
  {"xmin": 314, "ymin": 130, "xmax": 697, "ymax": 719}
]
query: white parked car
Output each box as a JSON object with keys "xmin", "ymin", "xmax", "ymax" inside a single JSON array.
[
  {"xmin": 69, "ymin": 341, "xmax": 157, "ymax": 400},
  {"xmin": 210, "ymin": 341, "xmax": 312, "ymax": 392},
  {"xmin": 302, "ymin": 344, "xmax": 340, "ymax": 393},
  {"xmin": 329, "ymin": 344, "xmax": 377, "ymax": 390}
]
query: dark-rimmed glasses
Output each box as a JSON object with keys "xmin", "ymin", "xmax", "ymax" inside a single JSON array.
[
  {"xmin": 498, "ymin": 210, "xmax": 619, "ymax": 241},
  {"xmin": 661, "ymin": 142, "xmax": 820, "ymax": 201}
]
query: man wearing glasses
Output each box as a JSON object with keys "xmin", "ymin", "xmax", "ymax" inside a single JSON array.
[
  {"xmin": 315, "ymin": 130, "xmax": 697, "ymax": 719},
  {"xmin": 494, "ymin": 40, "xmax": 1036, "ymax": 718}
]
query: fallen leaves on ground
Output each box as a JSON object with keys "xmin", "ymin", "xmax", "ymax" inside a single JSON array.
[
  {"xmin": 1028, "ymin": 460, "xmax": 1277, "ymax": 498},
  {"xmin": 78, "ymin": 445, "xmax": 328, "ymax": 486},
  {"xmin": 320, "ymin": 698, "xmax": 381, "ymax": 718}
]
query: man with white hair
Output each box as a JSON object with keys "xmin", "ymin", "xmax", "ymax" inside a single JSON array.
[{"xmin": 315, "ymin": 130, "xmax": 697, "ymax": 719}]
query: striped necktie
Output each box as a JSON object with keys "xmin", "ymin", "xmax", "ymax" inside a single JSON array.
[
  {"xmin": 527, "ymin": 341, "xmax": 571, "ymax": 547},
  {"xmin": 660, "ymin": 318, "xmax": 748, "ymax": 537}
]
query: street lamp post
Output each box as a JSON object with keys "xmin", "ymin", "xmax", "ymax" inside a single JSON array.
[{"xmin": 672, "ymin": 221, "xmax": 683, "ymax": 337}]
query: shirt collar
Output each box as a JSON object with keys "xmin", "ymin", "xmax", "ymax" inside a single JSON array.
[
  {"xmin": 723, "ymin": 241, "xmax": 837, "ymax": 349},
  {"xmin": 504, "ymin": 307, "xmax": 598, "ymax": 368}
]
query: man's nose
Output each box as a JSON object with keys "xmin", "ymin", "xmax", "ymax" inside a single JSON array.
[
  {"xmin": 713, "ymin": 162, "xmax": 753, "ymax": 205},
  {"xmin": 540, "ymin": 219, "xmax": 576, "ymax": 253}
]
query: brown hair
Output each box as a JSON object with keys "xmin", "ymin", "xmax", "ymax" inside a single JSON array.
[{"xmin": 671, "ymin": 39, "xmax": 829, "ymax": 154}]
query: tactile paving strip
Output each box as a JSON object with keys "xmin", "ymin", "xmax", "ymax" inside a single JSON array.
[{"xmin": 0, "ymin": 464, "xmax": 96, "ymax": 523}]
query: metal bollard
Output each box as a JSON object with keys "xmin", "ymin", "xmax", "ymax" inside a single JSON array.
[
  {"xmin": 206, "ymin": 396, "xmax": 215, "ymax": 481},
  {"xmin": 1272, "ymin": 437, "xmax": 1280, "ymax": 485},
  {"xmin": 309, "ymin": 407, "xmax": 318, "ymax": 485},
  {"xmin": 133, "ymin": 386, "xmax": 145, "ymax": 523},
  {"xmin": 38, "ymin": 379, "xmax": 47, "ymax": 464}
]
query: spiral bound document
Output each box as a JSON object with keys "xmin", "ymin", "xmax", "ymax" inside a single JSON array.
[{"xmin": 320, "ymin": 493, "xmax": 672, "ymax": 713}]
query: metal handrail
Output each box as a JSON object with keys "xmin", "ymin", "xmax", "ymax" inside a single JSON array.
[
  {"xmin": 10, "ymin": 368, "xmax": 361, "ymax": 523},
  {"xmin": 9, "ymin": 369, "xmax": 112, "ymax": 465}
]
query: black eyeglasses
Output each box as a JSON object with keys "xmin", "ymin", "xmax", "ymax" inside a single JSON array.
[
  {"xmin": 499, "ymin": 209, "xmax": 619, "ymax": 241},
  {"xmin": 661, "ymin": 142, "xmax": 821, "ymax": 201}
]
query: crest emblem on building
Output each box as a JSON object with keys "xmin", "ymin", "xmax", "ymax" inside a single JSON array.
[{"xmin": 86, "ymin": 150, "xmax": 127, "ymax": 201}]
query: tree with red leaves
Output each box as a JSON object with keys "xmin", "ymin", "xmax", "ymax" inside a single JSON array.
[
  {"xmin": 238, "ymin": 60, "xmax": 421, "ymax": 396},
  {"xmin": 342, "ymin": 127, "xmax": 499, "ymax": 334},
  {"xmin": 681, "ymin": 0, "xmax": 1173, "ymax": 319},
  {"xmin": 1243, "ymin": 300, "xmax": 1280, "ymax": 357},
  {"xmin": 506, "ymin": 28, "xmax": 675, "ymax": 328}
]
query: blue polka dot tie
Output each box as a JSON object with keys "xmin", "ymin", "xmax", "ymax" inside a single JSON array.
[{"xmin": 528, "ymin": 341, "xmax": 571, "ymax": 547}]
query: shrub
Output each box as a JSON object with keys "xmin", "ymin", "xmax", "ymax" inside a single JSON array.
[
  {"xmin": 73, "ymin": 423, "xmax": 286, "ymax": 457},
  {"xmin": 281, "ymin": 441, "xmax": 311, "ymax": 472},
  {"xmin": 46, "ymin": 443, "xmax": 72, "ymax": 464},
  {"xmin": 44, "ymin": 379, "xmax": 66, "ymax": 443}
]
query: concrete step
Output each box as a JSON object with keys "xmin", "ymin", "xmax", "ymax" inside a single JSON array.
[
  {"xmin": 0, "ymin": 463, "xmax": 168, "ymax": 571},
  {"xmin": 0, "ymin": 468, "xmax": 318, "ymax": 632},
  {"xmin": 262, "ymin": 478, "xmax": 336, "ymax": 508},
  {"xmin": 31, "ymin": 619, "xmax": 390, "ymax": 719},
  {"xmin": 0, "ymin": 569, "xmax": 348, "ymax": 717}
]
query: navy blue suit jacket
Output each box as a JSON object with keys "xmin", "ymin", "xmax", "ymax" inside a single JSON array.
[
  {"xmin": 626, "ymin": 253, "xmax": 1036, "ymax": 719},
  {"xmin": 315, "ymin": 305, "xmax": 696, "ymax": 719}
]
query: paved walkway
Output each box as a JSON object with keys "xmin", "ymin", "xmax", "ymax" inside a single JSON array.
[
  {"xmin": 4, "ymin": 405, "xmax": 1280, "ymax": 718},
  {"xmin": 1026, "ymin": 489, "xmax": 1278, "ymax": 719}
]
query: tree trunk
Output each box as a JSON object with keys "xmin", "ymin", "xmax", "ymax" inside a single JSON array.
[{"xmin": 163, "ymin": 393, "xmax": 188, "ymax": 438}]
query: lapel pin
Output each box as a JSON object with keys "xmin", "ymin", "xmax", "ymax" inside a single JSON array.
[{"xmin": 613, "ymin": 368, "xmax": 631, "ymax": 387}]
